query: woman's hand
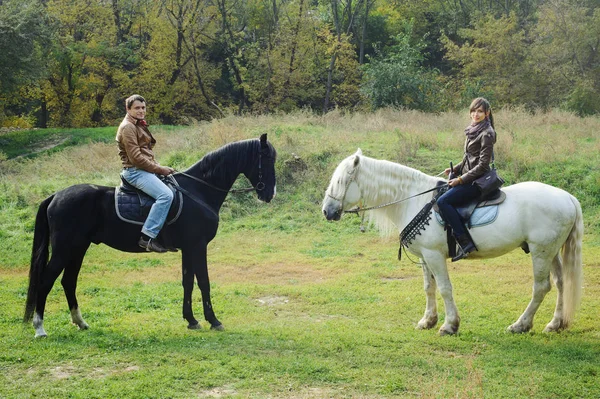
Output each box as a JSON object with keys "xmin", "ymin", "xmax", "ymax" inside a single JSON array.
[{"xmin": 448, "ymin": 178, "xmax": 461, "ymax": 187}]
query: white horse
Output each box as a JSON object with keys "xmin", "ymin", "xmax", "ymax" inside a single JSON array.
[{"xmin": 322, "ymin": 149, "xmax": 583, "ymax": 335}]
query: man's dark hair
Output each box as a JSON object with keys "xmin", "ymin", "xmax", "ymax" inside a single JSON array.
[{"xmin": 125, "ymin": 94, "xmax": 146, "ymax": 110}]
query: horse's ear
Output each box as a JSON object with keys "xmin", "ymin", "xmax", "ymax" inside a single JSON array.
[
  {"xmin": 260, "ymin": 133, "xmax": 268, "ymax": 148},
  {"xmin": 353, "ymin": 154, "xmax": 360, "ymax": 167},
  {"xmin": 355, "ymin": 148, "xmax": 362, "ymax": 156}
]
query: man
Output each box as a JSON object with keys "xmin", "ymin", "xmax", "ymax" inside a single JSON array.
[{"xmin": 116, "ymin": 94, "xmax": 175, "ymax": 253}]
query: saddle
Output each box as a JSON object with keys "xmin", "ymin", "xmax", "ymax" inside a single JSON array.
[
  {"xmin": 433, "ymin": 189, "xmax": 506, "ymax": 228},
  {"xmin": 115, "ymin": 176, "xmax": 183, "ymax": 226}
]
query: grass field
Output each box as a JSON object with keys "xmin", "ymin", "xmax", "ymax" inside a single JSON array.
[{"xmin": 1, "ymin": 109, "xmax": 600, "ymax": 398}]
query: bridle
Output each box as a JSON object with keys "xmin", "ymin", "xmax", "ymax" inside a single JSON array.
[{"xmin": 326, "ymin": 164, "xmax": 360, "ymax": 205}]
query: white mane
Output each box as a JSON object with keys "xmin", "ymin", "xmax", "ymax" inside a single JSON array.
[{"xmin": 328, "ymin": 151, "xmax": 443, "ymax": 237}]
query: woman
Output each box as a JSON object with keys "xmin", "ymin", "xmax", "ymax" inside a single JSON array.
[
  {"xmin": 437, "ymin": 97, "xmax": 497, "ymax": 262},
  {"xmin": 116, "ymin": 94, "xmax": 176, "ymax": 253}
]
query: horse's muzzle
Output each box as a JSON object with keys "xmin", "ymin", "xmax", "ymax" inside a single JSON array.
[
  {"xmin": 322, "ymin": 206, "xmax": 342, "ymax": 221},
  {"xmin": 258, "ymin": 185, "xmax": 276, "ymax": 203}
]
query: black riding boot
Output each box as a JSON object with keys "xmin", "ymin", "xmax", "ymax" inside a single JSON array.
[{"xmin": 452, "ymin": 234, "xmax": 476, "ymax": 262}]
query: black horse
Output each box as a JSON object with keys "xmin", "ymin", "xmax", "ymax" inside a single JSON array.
[{"xmin": 24, "ymin": 134, "xmax": 276, "ymax": 338}]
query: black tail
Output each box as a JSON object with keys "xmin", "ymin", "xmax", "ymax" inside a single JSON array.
[{"xmin": 23, "ymin": 195, "xmax": 53, "ymax": 323}]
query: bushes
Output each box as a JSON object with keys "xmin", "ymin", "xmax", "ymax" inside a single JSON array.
[{"xmin": 361, "ymin": 25, "xmax": 442, "ymax": 112}]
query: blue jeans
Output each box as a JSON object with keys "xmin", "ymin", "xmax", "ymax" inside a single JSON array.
[
  {"xmin": 436, "ymin": 183, "xmax": 481, "ymax": 237},
  {"xmin": 121, "ymin": 167, "xmax": 174, "ymax": 239}
]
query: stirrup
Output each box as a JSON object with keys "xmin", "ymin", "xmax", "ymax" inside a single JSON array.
[
  {"xmin": 452, "ymin": 248, "xmax": 470, "ymax": 262},
  {"xmin": 138, "ymin": 237, "xmax": 168, "ymax": 253}
]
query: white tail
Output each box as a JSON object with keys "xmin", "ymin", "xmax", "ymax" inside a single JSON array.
[{"xmin": 561, "ymin": 195, "xmax": 584, "ymax": 327}]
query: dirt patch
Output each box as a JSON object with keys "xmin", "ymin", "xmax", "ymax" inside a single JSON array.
[
  {"xmin": 214, "ymin": 262, "xmax": 329, "ymax": 285},
  {"xmin": 198, "ymin": 385, "xmax": 237, "ymax": 398},
  {"xmin": 381, "ymin": 275, "xmax": 419, "ymax": 282},
  {"xmin": 256, "ymin": 295, "xmax": 289, "ymax": 306},
  {"xmin": 38, "ymin": 364, "xmax": 140, "ymax": 380}
]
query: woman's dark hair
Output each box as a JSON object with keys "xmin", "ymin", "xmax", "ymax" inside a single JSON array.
[
  {"xmin": 125, "ymin": 94, "xmax": 146, "ymax": 110},
  {"xmin": 469, "ymin": 97, "xmax": 495, "ymax": 129}
]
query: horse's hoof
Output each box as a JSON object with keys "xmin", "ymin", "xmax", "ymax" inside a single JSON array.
[
  {"xmin": 210, "ymin": 324, "xmax": 224, "ymax": 331},
  {"xmin": 506, "ymin": 322, "xmax": 533, "ymax": 334},
  {"xmin": 416, "ymin": 316, "xmax": 438, "ymax": 330},
  {"xmin": 34, "ymin": 333, "xmax": 48, "ymax": 339},
  {"xmin": 543, "ymin": 319, "xmax": 563, "ymax": 333},
  {"xmin": 73, "ymin": 322, "xmax": 89, "ymax": 330},
  {"xmin": 187, "ymin": 322, "xmax": 202, "ymax": 330},
  {"xmin": 438, "ymin": 325, "xmax": 458, "ymax": 336},
  {"xmin": 507, "ymin": 323, "xmax": 531, "ymax": 334}
]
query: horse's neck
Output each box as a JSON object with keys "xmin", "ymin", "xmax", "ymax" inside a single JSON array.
[
  {"xmin": 184, "ymin": 141, "xmax": 254, "ymax": 205},
  {"xmin": 358, "ymin": 158, "xmax": 440, "ymax": 231},
  {"xmin": 358, "ymin": 158, "xmax": 436, "ymax": 204}
]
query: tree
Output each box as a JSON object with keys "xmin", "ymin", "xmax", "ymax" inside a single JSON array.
[
  {"xmin": 530, "ymin": 0, "xmax": 600, "ymax": 115},
  {"xmin": 42, "ymin": 0, "xmax": 116, "ymax": 127},
  {"xmin": 212, "ymin": 0, "xmax": 250, "ymax": 114},
  {"xmin": 323, "ymin": 0, "xmax": 364, "ymax": 112},
  {"xmin": 0, "ymin": 0, "xmax": 49, "ymax": 94},
  {"xmin": 442, "ymin": 12, "xmax": 535, "ymax": 108},
  {"xmin": 0, "ymin": 0, "xmax": 50, "ymax": 125},
  {"xmin": 361, "ymin": 21, "xmax": 441, "ymax": 111},
  {"xmin": 158, "ymin": 0, "xmax": 224, "ymax": 119}
]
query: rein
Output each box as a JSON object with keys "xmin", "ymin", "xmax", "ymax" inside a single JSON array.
[{"xmin": 344, "ymin": 184, "xmax": 447, "ymax": 214}]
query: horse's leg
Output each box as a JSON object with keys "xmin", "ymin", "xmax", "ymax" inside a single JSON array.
[
  {"xmin": 193, "ymin": 245, "xmax": 223, "ymax": 331},
  {"xmin": 416, "ymin": 262, "xmax": 438, "ymax": 330},
  {"xmin": 422, "ymin": 251, "xmax": 460, "ymax": 335},
  {"xmin": 544, "ymin": 254, "xmax": 565, "ymax": 332},
  {"xmin": 61, "ymin": 244, "xmax": 91, "ymax": 330},
  {"xmin": 508, "ymin": 249, "xmax": 554, "ymax": 333},
  {"xmin": 181, "ymin": 250, "xmax": 200, "ymax": 329},
  {"xmin": 33, "ymin": 251, "xmax": 69, "ymax": 338}
]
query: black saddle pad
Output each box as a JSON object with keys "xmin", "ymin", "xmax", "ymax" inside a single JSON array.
[{"xmin": 115, "ymin": 176, "xmax": 183, "ymax": 225}]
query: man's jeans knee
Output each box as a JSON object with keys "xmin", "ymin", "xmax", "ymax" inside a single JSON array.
[{"xmin": 121, "ymin": 167, "xmax": 173, "ymax": 238}]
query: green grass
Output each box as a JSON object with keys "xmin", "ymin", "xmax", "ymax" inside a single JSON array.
[{"xmin": 1, "ymin": 109, "xmax": 600, "ymax": 398}]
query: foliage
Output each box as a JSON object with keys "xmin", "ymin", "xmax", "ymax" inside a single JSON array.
[
  {"xmin": 1, "ymin": 0, "xmax": 600, "ymax": 127},
  {"xmin": 443, "ymin": 2, "xmax": 600, "ymax": 114},
  {"xmin": 0, "ymin": 0, "xmax": 50, "ymax": 125},
  {"xmin": 361, "ymin": 22, "xmax": 442, "ymax": 111},
  {"xmin": 0, "ymin": 0, "xmax": 49, "ymax": 94},
  {"xmin": 442, "ymin": 12, "xmax": 533, "ymax": 107},
  {"xmin": 530, "ymin": 0, "xmax": 600, "ymax": 115}
]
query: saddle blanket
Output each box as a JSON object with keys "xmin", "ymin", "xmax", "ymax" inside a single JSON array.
[
  {"xmin": 115, "ymin": 182, "xmax": 183, "ymax": 226},
  {"xmin": 434, "ymin": 205, "xmax": 499, "ymax": 228}
]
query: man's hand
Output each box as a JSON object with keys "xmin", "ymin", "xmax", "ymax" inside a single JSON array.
[{"xmin": 159, "ymin": 166, "xmax": 176, "ymax": 176}]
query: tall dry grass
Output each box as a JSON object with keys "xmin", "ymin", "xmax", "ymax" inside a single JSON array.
[{"xmin": 1, "ymin": 108, "xmax": 599, "ymax": 208}]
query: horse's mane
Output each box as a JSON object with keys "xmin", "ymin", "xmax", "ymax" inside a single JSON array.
[
  {"xmin": 185, "ymin": 138, "xmax": 258, "ymax": 181},
  {"xmin": 356, "ymin": 156, "xmax": 442, "ymax": 237}
]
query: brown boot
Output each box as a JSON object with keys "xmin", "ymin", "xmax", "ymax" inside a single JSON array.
[
  {"xmin": 138, "ymin": 237, "xmax": 168, "ymax": 253},
  {"xmin": 452, "ymin": 234, "xmax": 476, "ymax": 262}
]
